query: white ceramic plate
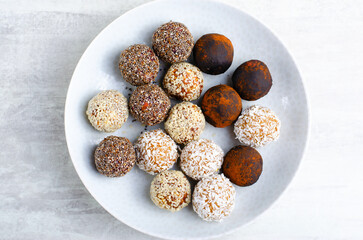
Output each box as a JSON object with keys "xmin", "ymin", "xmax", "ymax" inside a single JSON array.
[{"xmin": 65, "ymin": 0, "xmax": 309, "ymax": 239}]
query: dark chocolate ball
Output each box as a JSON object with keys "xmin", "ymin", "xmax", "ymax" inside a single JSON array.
[
  {"xmin": 222, "ymin": 145, "xmax": 263, "ymax": 186},
  {"xmin": 201, "ymin": 85, "xmax": 242, "ymax": 128},
  {"xmin": 232, "ymin": 60, "xmax": 272, "ymax": 101},
  {"xmin": 193, "ymin": 33, "xmax": 234, "ymax": 75}
]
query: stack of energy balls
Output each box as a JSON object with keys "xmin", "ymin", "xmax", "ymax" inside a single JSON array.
[{"xmin": 86, "ymin": 21, "xmax": 281, "ymax": 222}]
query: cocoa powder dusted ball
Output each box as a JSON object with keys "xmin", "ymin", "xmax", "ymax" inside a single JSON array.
[
  {"xmin": 193, "ymin": 33, "xmax": 234, "ymax": 75},
  {"xmin": 232, "ymin": 60, "xmax": 272, "ymax": 101},
  {"xmin": 119, "ymin": 44, "xmax": 159, "ymax": 86},
  {"xmin": 135, "ymin": 129, "xmax": 178, "ymax": 175},
  {"xmin": 152, "ymin": 21, "xmax": 194, "ymax": 64},
  {"xmin": 163, "ymin": 62, "xmax": 204, "ymax": 101},
  {"xmin": 129, "ymin": 84, "xmax": 171, "ymax": 126},
  {"xmin": 94, "ymin": 136, "xmax": 136, "ymax": 177},
  {"xmin": 201, "ymin": 84, "xmax": 242, "ymax": 128},
  {"xmin": 150, "ymin": 170, "xmax": 191, "ymax": 212},
  {"xmin": 164, "ymin": 102, "xmax": 205, "ymax": 145},
  {"xmin": 222, "ymin": 145, "xmax": 263, "ymax": 187}
]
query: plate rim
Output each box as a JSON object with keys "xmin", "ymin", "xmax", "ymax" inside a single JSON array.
[{"xmin": 64, "ymin": 0, "xmax": 311, "ymax": 239}]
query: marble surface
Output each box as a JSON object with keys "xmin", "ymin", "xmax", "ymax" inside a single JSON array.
[{"xmin": 0, "ymin": 0, "xmax": 362, "ymax": 239}]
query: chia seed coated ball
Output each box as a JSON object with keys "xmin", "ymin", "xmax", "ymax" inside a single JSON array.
[
  {"xmin": 234, "ymin": 105, "xmax": 281, "ymax": 148},
  {"xmin": 86, "ymin": 90, "xmax": 128, "ymax": 132},
  {"xmin": 94, "ymin": 136, "xmax": 136, "ymax": 177},
  {"xmin": 193, "ymin": 33, "xmax": 234, "ymax": 75},
  {"xmin": 201, "ymin": 84, "xmax": 242, "ymax": 128},
  {"xmin": 180, "ymin": 139, "xmax": 224, "ymax": 180},
  {"xmin": 222, "ymin": 145, "xmax": 263, "ymax": 187},
  {"xmin": 232, "ymin": 60, "xmax": 272, "ymax": 101},
  {"xmin": 119, "ymin": 44, "xmax": 159, "ymax": 86},
  {"xmin": 164, "ymin": 102, "xmax": 205, "ymax": 145},
  {"xmin": 150, "ymin": 170, "xmax": 191, "ymax": 212},
  {"xmin": 135, "ymin": 129, "xmax": 178, "ymax": 175},
  {"xmin": 129, "ymin": 84, "xmax": 171, "ymax": 126},
  {"xmin": 192, "ymin": 174, "xmax": 236, "ymax": 222},
  {"xmin": 152, "ymin": 21, "xmax": 194, "ymax": 64},
  {"xmin": 163, "ymin": 62, "xmax": 204, "ymax": 101}
]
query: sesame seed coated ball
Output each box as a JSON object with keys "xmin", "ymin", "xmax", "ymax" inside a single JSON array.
[
  {"xmin": 129, "ymin": 84, "xmax": 171, "ymax": 126},
  {"xmin": 86, "ymin": 90, "xmax": 128, "ymax": 132},
  {"xmin": 163, "ymin": 62, "xmax": 204, "ymax": 101},
  {"xmin": 234, "ymin": 105, "xmax": 281, "ymax": 148},
  {"xmin": 152, "ymin": 21, "xmax": 194, "ymax": 64},
  {"xmin": 192, "ymin": 174, "xmax": 236, "ymax": 222},
  {"xmin": 164, "ymin": 102, "xmax": 205, "ymax": 145},
  {"xmin": 94, "ymin": 136, "xmax": 136, "ymax": 177},
  {"xmin": 119, "ymin": 44, "xmax": 159, "ymax": 86},
  {"xmin": 135, "ymin": 129, "xmax": 178, "ymax": 175},
  {"xmin": 180, "ymin": 139, "xmax": 224, "ymax": 180},
  {"xmin": 150, "ymin": 170, "xmax": 191, "ymax": 212}
]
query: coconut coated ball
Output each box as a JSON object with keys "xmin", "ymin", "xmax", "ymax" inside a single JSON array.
[
  {"xmin": 192, "ymin": 174, "xmax": 235, "ymax": 222},
  {"xmin": 180, "ymin": 139, "xmax": 224, "ymax": 180},
  {"xmin": 86, "ymin": 90, "xmax": 128, "ymax": 132},
  {"xmin": 234, "ymin": 105, "xmax": 281, "ymax": 148},
  {"xmin": 135, "ymin": 129, "xmax": 178, "ymax": 175}
]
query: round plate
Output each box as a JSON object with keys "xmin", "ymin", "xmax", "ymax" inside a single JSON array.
[{"xmin": 65, "ymin": 0, "xmax": 309, "ymax": 239}]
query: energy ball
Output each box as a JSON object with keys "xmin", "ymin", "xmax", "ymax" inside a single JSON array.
[
  {"xmin": 164, "ymin": 102, "xmax": 205, "ymax": 145},
  {"xmin": 150, "ymin": 170, "xmax": 191, "ymax": 212},
  {"xmin": 94, "ymin": 136, "xmax": 136, "ymax": 177},
  {"xmin": 129, "ymin": 84, "xmax": 171, "ymax": 126},
  {"xmin": 201, "ymin": 84, "xmax": 242, "ymax": 128},
  {"xmin": 232, "ymin": 60, "xmax": 272, "ymax": 101},
  {"xmin": 86, "ymin": 90, "xmax": 128, "ymax": 132},
  {"xmin": 193, "ymin": 33, "xmax": 234, "ymax": 75},
  {"xmin": 234, "ymin": 105, "xmax": 281, "ymax": 148},
  {"xmin": 119, "ymin": 44, "xmax": 159, "ymax": 86},
  {"xmin": 163, "ymin": 62, "xmax": 204, "ymax": 101},
  {"xmin": 222, "ymin": 145, "xmax": 263, "ymax": 186},
  {"xmin": 152, "ymin": 21, "xmax": 194, "ymax": 64},
  {"xmin": 135, "ymin": 129, "xmax": 178, "ymax": 175},
  {"xmin": 180, "ymin": 139, "xmax": 224, "ymax": 180},
  {"xmin": 193, "ymin": 174, "xmax": 235, "ymax": 222}
]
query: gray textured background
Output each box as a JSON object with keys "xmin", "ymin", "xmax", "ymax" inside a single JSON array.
[{"xmin": 1, "ymin": 0, "xmax": 363, "ymax": 239}]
